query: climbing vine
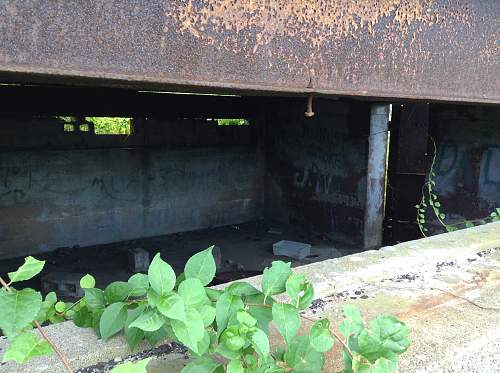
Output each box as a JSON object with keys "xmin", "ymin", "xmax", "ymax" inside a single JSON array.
[
  {"xmin": 416, "ymin": 139, "xmax": 499, "ymax": 236},
  {"xmin": 0, "ymin": 249, "xmax": 411, "ymax": 372}
]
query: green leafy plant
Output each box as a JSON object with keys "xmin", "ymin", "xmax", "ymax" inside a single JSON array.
[
  {"xmin": 1, "ymin": 248, "xmax": 411, "ymax": 373},
  {"xmin": 0, "ymin": 257, "xmax": 73, "ymax": 371},
  {"xmin": 416, "ymin": 139, "xmax": 499, "ymax": 236}
]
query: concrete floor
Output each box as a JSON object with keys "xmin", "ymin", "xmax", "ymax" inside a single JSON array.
[{"xmin": 0, "ymin": 220, "xmax": 360, "ymax": 298}]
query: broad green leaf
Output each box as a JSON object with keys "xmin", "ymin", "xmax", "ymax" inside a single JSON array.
[
  {"xmin": 54, "ymin": 301, "xmax": 66, "ymax": 313},
  {"xmin": 272, "ymin": 303, "xmax": 300, "ymax": 345},
  {"xmin": 147, "ymin": 288, "xmax": 160, "ymax": 307},
  {"xmin": 249, "ymin": 328, "xmax": 270, "ymax": 358},
  {"xmin": 284, "ymin": 336, "xmax": 324, "ymax": 373},
  {"xmin": 261, "ymin": 261, "xmax": 292, "ymax": 299},
  {"xmin": 175, "ymin": 272, "xmax": 186, "ymax": 289},
  {"xmin": 465, "ymin": 221, "xmax": 475, "ymax": 228},
  {"xmin": 73, "ymin": 306, "xmax": 93, "ymax": 328},
  {"xmin": 148, "ymin": 253, "xmax": 176, "ymax": 296},
  {"xmin": 144, "ymin": 326, "xmax": 169, "ymax": 347},
  {"xmin": 215, "ymin": 343, "xmax": 241, "ymax": 360},
  {"xmin": 45, "ymin": 291, "xmax": 57, "ymax": 304},
  {"xmin": 244, "ymin": 353, "xmax": 258, "ymax": 371},
  {"xmin": 352, "ymin": 355, "xmax": 397, "ymax": 373},
  {"xmin": 92, "ymin": 309, "xmax": 104, "ymax": 338},
  {"xmin": 195, "ymin": 330, "xmax": 211, "ymax": 357},
  {"xmin": 157, "ymin": 292, "xmax": 186, "ymax": 322},
  {"xmin": 172, "ymin": 308, "xmax": 205, "ymax": 353},
  {"xmin": 178, "ymin": 278, "xmax": 209, "ymax": 306},
  {"xmin": 206, "ymin": 288, "xmax": 222, "ymax": 302},
  {"xmin": 100, "ymin": 302, "xmax": 127, "ymax": 341},
  {"xmin": 0, "ymin": 288, "xmax": 41, "ymax": 338},
  {"xmin": 110, "ymin": 357, "xmax": 151, "ymax": 373},
  {"xmin": 246, "ymin": 293, "xmax": 274, "ymax": 333},
  {"xmin": 84, "ymin": 288, "xmax": 106, "ymax": 311},
  {"xmin": 342, "ymin": 349, "xmax": 353, "ymax": 373},
  {"xmin": 256, "ymin": 364, "xmax": 286, "ymax": 373},
  {"xmin": 358, "ymin": 315, "xmax": 411, "ymax": 363},
  {"xmin": 285, "ymin": 273, "xmax": 314, "ymax": 310},
  {"xmin": 227, "ymin": 282, "xmax": 261, "ymax": 297},
  {"xmin": 227, "ymin": 359, "xmax": 245, "ymax": 373},
  {"xmin": 124, "ymin": 305, "xmax": 146, "ymax": 350},
  {"xmin": 198, "ymin": 304, "xmax": 216, "ymax": 327},
  {"xmin": 339, "ymin": 304, "xmax": 365, "ymax": 339},
  {"xmin": 104, "ymin": 281, "xmax": 132, "ymax": 303},
  {"xmin": 221, "ymin": 326, "xmax": 245, "ymax": 351},
  {"xmin": 2, "ymin": 332, "xmax": 52, "ymax": 363},
  {"xmin": 215, "ymin": 292, "xmax": 244, "ymax": 335},
  {"xmin": 236, "ymin": 310, "xmax": 257, "ymax": 327},
  {"xmin": 80, "ymin": 274, "xmax": 96, "ymax": 289},
  {"xmin": 184, "ymin": 246, "xmax": 217, "ymax": 286},
  {"xmin": 128, "ymin": 273, "xmax": 149, "ymax": 297},
  {"xmin": 129, "ymin": 309, "xmax": 166, "ymax": 332},
  {"xmin": 309, "ymin": 319, "xmax": 334, "ymax": 352},
  {"xmin": 36, "ymin": 292, "xmax": 58, "ymax": 324},
  {"xmin": 8, "ymin": 257, "xmax": 45, "ymax": 284},
  {"xmin": 181, "ymin": 357, "xmax": 223, "ymax": 373}
]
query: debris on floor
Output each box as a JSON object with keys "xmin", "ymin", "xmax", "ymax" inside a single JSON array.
[
  {"xmin": 41, "ymin": 271, "xmax": 85, "ymax": 298},
  {"xmin": 267, "ymin": 227, "xmax": 282, "ymax": 235},
  {"xmin": 273, "ymin": 240, "xmax": 311, "ymax": 260},
  {"xmin": 127, "ymin": 248, "xmax": 150, "ymax": 273}
]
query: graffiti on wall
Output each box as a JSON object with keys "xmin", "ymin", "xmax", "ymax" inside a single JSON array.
[
  {"xmin": 434, "ymin": 142, "xmax": 500, "ymax": 203},
  {"xmin": 293, "ymin": 162, "xmax": 364, "ymax": 209}
]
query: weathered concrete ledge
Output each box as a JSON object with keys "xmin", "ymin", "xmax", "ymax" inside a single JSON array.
[{"xmin": 1, "ymin": 222, "xmax": 499, "ymax": 372}]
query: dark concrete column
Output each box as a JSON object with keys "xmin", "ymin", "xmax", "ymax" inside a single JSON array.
[{"xmin": 364, "ymin": 104, "xmax": 391, "ymax": 249}]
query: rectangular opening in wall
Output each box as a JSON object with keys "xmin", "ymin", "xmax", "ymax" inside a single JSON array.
[
  {"xmin": 207, "ymin": 118, "xmax": 249, "ymax": 126},
  {"xmin": 54, "ymin": 116, "xmax": 132, "ymax": 135},
  {"xmin": 86, "ymin": 117, "xmax": 132, "ymax": 135}
]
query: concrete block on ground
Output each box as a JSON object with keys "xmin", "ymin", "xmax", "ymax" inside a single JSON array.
[
  {"xmin": 273, "ymin": 240, "xmax": 311, "ymax": 260},
  {"xmin": 128, "ymin": 248, "xmax": 150, "ymax": 272},
  {"xmin": 41, "ymin": 272, "xmax": 85, "ymax": 298}
]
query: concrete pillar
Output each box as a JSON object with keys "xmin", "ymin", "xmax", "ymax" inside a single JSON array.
[{"xmin": 364, "ymin": 104, "xmax": 391, "ymax": 249}]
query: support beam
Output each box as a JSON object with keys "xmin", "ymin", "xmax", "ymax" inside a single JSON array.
[
  {"xmin": 364, "ymin": 104, "xmax": 390, "ymax": 249},
  {"xmin": 0, "ymin": 1, "xmax": 498, "ymax": 103}
]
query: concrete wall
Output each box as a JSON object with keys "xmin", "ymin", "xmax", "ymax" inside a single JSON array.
[
  {"xmin": 0, "ymin": 116, "xmax": 263, "ymax": 259},
  {"xmin": 264, "ymin": 99, "xmax": 370, "ymax": 244},
  {"xmin": 430, "ymin": 105, "xmax": 500, "ymax": 227}
]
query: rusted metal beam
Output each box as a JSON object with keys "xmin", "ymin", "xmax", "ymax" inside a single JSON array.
[{"xmin": 0, "ymin": 1, "xmax": 498, "ymax": 104}]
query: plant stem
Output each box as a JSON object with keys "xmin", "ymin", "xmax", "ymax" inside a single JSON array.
[
  {"xmin": 246, "ymin": 302, "xmax": 354, "ymax": 357},
  {"xmin": 0, "ymin": 276, "xmax": 74, "ymax": 373},
  {"xmin": 245, "ymin": 303, "xmax": 272, "ymax": 308},
  {"xmin": 212, "ymin": 354, "xmax": 227, "ymax": 365}
]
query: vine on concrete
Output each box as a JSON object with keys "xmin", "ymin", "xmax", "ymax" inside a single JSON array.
[
  {"xmin": 416, "ymin": 139, "xmax": 499, "ymax": 237},
  {"xmin": 1, "ymin": 249, "xmax": 411, "ymax": 373}
]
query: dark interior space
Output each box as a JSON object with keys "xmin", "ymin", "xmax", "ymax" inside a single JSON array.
[
  {"xmin": 384, "ymin": 102, "xmax": 500, "ymax": 245},
  {"xmin": 0, "ymin": 85, "xmax": 369, "ymax": 299},
  {"xmin": 1, "ymin": 85, "xmax": 499, "ymax": 300}
]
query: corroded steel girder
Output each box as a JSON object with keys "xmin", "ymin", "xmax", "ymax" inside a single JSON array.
[{"xmin": 0, "ymin": 1, "xmax": 498, "ymax": 103}]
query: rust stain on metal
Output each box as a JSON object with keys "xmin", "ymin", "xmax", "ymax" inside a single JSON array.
[
  {"xmin": 165, "ymin": 1, "xmax": 474, "ymax": 68},
  {"xmin": 0, "ymin": 1, "xmax": 498, "ymax": 103}
]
